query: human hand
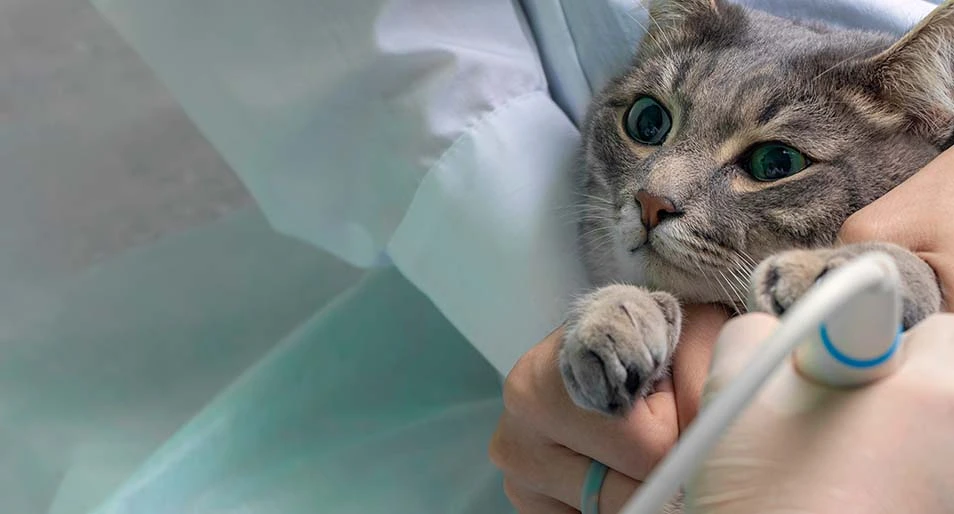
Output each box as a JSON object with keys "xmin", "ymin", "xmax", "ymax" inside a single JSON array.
[
  {"xmin": 489, "ymin": 304, "xmax": 729, "ymax": 513},
  {"xmin": 685, "ymin": 312, "xmax": 954, "ymax": 514},
  {"xmin": 839, "ymin": 145, "xmax": 954, "ymax": 305}
]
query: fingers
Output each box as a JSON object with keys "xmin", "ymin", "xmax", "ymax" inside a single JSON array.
[
  {"xmin": 501, "ymin": 472, "xmax": 640, "ymax": 514},
  {"xmin": 901, "ymin": 313, "xmax": 954, "ymax": 371},
  {"xmin": 918, "ymin": 251, "xmax": 954, "ymax": 312},
  {"xmin": 703, "ymin": 313, "xmax": 779, "ymax": 400},
  {"xmin": 502, "ymin": 478, "xmax": 577, "ymax": 514},
  {"xmin": 670, "ymin": 304, "xmax": 732, "ymax": 430},
  {"xmin": 503, "ymin": 327, "xmax": 678, "ymax": 481},
  {"xmin": 491, "ymin": 413, "xmax": 641, "ymax": 512},
  {"xmin": 494, "ymin": 310, "xmax": 730, "ymax": 514}
]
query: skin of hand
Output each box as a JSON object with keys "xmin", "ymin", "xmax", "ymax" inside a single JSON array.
[
  {"xmin": 838, "ymin": 145, "xmax": 954, "ymax": 310},
  {"xmin": 489, "ymin": 304, "xmax": 730, "ymax": 513},
  {"xmin": 685, "ymin": 312, "xmax": 954, "ymax": 514}
]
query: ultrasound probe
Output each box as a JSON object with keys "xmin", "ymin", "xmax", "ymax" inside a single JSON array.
[{"xmin": 619, "ymin": 251, "xmax": 905, "ymax": 514}]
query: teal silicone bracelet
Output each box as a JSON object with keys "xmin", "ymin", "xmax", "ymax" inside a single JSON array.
[{"xmin": 581, "ymin": 460, "xmax": 609, "ymax": 514}]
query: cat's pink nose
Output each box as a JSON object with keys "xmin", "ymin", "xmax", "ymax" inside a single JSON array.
[{"xmin": 635, "ymin": 189, "xmax": 680, "ymax": 231}]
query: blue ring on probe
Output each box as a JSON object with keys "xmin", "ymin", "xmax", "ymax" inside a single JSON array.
[{"xmin": 819, "ymin": 323, "xmax": 903, "ymax": 369}]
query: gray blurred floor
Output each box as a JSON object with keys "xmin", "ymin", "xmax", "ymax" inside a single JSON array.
[
  {"xmin": 0, "ymin": 2, "xmax": 366, "ymax": 513},
  {"xmin": 0, "ymin": 0, "xmax": 251, "ymax": 275}
]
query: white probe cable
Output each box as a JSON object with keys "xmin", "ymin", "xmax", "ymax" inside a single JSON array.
[{"xmin": 618, "ymin": 252, "xmax": 904, "ymax": 514}]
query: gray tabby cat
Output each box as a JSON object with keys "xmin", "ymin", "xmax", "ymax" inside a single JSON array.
[{"xmin": 561, "ymin": 0, "xmax": 951, "ymax": 421}]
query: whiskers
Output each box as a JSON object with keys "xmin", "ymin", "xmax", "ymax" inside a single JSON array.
[
  {"xmin": 722, "ymin": 249, "xmax": 761, "ymax": 310},
  {"xmin": 622, "ymin": 2, "xmax": 677, "ymax": 62},
  {"xmin": 555, "ymin": 193, "xmax": 616, "ymax": 227},
  {"xmin": 668, "ymin": 226, "xmax": 762, "ymax": 309},
  {"xmin": 563, "ymin": 193, "xmax": 620, "ymax": 264},
  {"xmin": 579, "ymin": 224, "xmax": 618, "ymax": 252},
  {"xmin": 557, "ymin": 188, "xmax": 769, "ymax": 311}
]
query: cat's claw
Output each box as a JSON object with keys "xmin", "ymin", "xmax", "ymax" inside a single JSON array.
[
  {"xmin": 748, "ymin": 243, "xmax": 939, "ymax": 330},
  {"xmin": 747, "ymin": 249, "xmax": 846, "ymax": 316},
  {"xmin": 560, "ymin": 285, "xmax": 681, "ymax": 416}
]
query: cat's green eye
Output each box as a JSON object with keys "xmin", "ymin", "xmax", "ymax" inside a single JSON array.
[
  {"xmin": 625, "ymin": 96, "xmax": 671, "ymax": 145},
  {"xmin": 746, "ymin": 143, "xmax": 810, "ymax": 181}
]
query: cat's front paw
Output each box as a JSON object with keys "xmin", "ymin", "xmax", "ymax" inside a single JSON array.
[
  {"xmin": 747, "ymin": 248, "xmax": 845, "ymax": 317},
  {"xmin": 747, "ymin": 243, "xmax": 941, "ymax": 329},
  {"xmin": 559, "ymin": 285, "xmax": 681, "ymax": 416}
]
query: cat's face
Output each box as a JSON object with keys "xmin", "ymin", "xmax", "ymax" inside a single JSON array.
[{"xmin": 579, "ymin": 0, "xmax": 954, "ymax": 306}]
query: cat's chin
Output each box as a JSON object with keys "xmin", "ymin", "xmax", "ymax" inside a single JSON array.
[
  {"xmin": 641, "ymin": 248, "xmax": 737, "ymax": 305},
  {"xmin": 587, "ymin": 244, "xmax": 738, "ymax": 306}
]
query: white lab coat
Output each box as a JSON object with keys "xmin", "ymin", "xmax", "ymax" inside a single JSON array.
[{"xmin": 2, "ymin": 0, "xmax": 939, "ymax": 512}]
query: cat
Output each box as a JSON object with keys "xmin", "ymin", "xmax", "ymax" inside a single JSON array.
[
  {"xmin": 561, "ymin": 0, "xmax": 950, "ymax": 426},
  {"xmin": 560, "ymin": 2, "xmax": 952, "ymax": 509}
]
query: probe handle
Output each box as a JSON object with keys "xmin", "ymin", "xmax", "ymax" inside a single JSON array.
[{"xmin": 793, "ymin": 252, "xmax": 904, "ymax": 387}]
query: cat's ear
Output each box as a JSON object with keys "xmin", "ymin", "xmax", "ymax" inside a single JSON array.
[
  {"xmin": 869, "ymin": 1, "xmax": 954, "ymax": 145},
  {"xmin": 647, "ymin": 0, "xmax": 722, "ymax": 26},
  {"xmin": 639, "ymin": 0, "xmax": 743, "ymax": 55},
  {"xmin": 643, "ymin": 0, "xmax": 722, "ymax": 35}
]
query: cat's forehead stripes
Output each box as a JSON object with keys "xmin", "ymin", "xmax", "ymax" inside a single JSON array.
[
  {"xmin": 665, "ymin": 54, "xmax": 697, "ymax": 95},
  {"xmin": 653, "ymin": 58, "xmax": 684, "ymax": 95},
  {"xmin": 665, "ymin": 55, "xmax": 905, "ymax": 165}
]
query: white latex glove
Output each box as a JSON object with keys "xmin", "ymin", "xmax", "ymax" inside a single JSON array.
[{"xmin": 684, "ymin": 312, "xmax": 954, "ymax": 514}]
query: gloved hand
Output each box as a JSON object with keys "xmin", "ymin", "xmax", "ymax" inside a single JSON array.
[{"xmin": 684, "ymin": 312, "xmax": 954, "ymax": 514}]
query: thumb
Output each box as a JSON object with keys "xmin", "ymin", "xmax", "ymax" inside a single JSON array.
[{"xmin": 701, "ymin": 313, "xmax": 779, "ymax": 403}]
